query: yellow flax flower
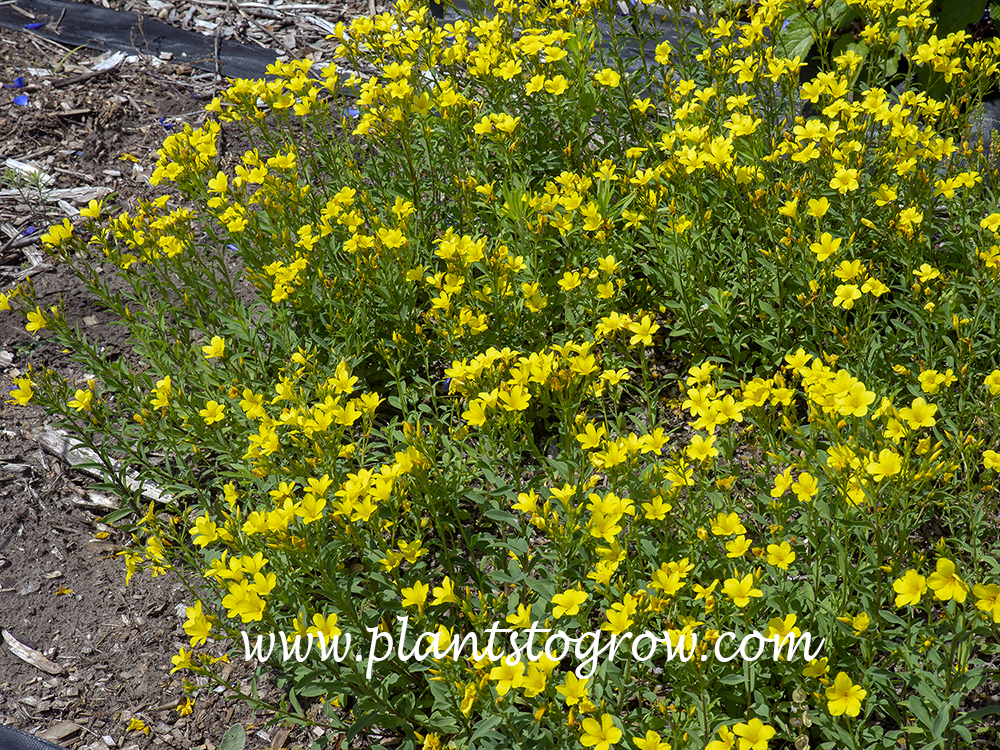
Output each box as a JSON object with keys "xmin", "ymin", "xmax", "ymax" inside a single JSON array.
[
  {"xmin": 202, "ymin": 335, "xmax": 226, "ymax": 358},
  {"xmin": 927, "ymin": 558, "xmax": 968, "ymax": 603},
  {"xmin": 825, "ymin": 672, "xmax": 866, "ymax": 717}
]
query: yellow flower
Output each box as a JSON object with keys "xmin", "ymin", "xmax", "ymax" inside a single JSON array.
[
  {"xmin": 222, "ymin": 579, "xmax": 266, "ymax": 623},
  {"xmin": 654, "ymin": 40, "xmax": 672, "ymax": 64},
  {"xmin": 176, "ymin": 697, "xmax": 194, "ymax": 716},
  {"xmin": 594, "ymin": 68, "xmax": 621, "ymax": 87},
  {"xmin": 809, "ymin": 232, "xmax": 841, "ymax": 261},
  {"xmin": 722, "ymin": 573, "xmax": 762, "ymax": 607},
  {"xmin": 725, "ymin": 535, "xmax": 751, "ymax": 558},
  {"xmin": 807, "ymin": 197, "xmax": 830, "ymax": 217},
  {"xmin": 499, "ymin": 384, "xmax": 531, "ymax": 411},
  {"xmin": 632, "ymin": 730, "xmax": 669, "ymax": 750},
  {"xmin": 151, "ymin": 375, "xmax": 172, "ymax": 409},
  {"xmin": 544, "ymin": 75, "xmax": 569, "ymax": 96},
  {"xmin": 917, "ymin": 369, "xmax": 950, "ymax": 394},
  {"xmin": 522, "ymin": 664, "xmax": 546, "ymax": 697},
  {"xmin": 379, "ymin": 226, "xmax": 408, "ymax": 249},
  {"xmin": 825, "ymin": 672, "xmax": 866, "ymax": 717},
  {"xmin": 833, "ymin": 259, "xmax": 863, "ymax": 281},
  {"xmin": 8, "ymin": 376, "xmax": 33, "ymax": 405},
  {"xmin": 79, "ymin": 199, "xmax": 104, "ymax": 219},
  {"xmin": 40, "ymin": 218, "xmax": 74, "ymax": 248},
  {"xmin": 525, "ymin": 74, "xmax": 545, "ymax": 94},
  {"xmin": 898, "ymin": 397, "xmax": 937, "ymax": 429},
  {"xmin": 488, "ymin": 658, "xmax": 525, "ymax": 697},
  {"xmin": 832, "ymin": 284, "xmax": 861, "ymax": 309},
  {"xmin": 802, "ymin": 657, "xmax": 829, "ymax": 679},
  {"xmin": 766, "ymin": 614, "xmax": 801, "ymax": 643},
  {"xmin": 766, "ymin": 541, "xmax": 796, "ymax": 569},
  {"xmin": 973, "ymin": 583, "xmax": 1000, "ymax": 622},
  {"xmin": 926, "ymin": 558, "xmax": 968, "ymax": 603},
  {"xmin": 733, "ymin": 717, "xmax": 775, "ymax": 750},
  {"xmin": 506, "ymin": 603, "xmax": 533, "ymax": 628},
  {"xmin": 551, "ymin": 587, "xmax": 588, "ymax": 618},
  {"xmin": 189, "ymin": 515, "xmax": 221, "ymax": 547},
  {"xmin": 985, "ymin": 370, "xmax": 1000, "ymax": 395},
  {"xmin": 979, "ymin": 212, "xmax": 1000, "ymax": 232},
  {"xmin": 912, "ymin": 263, "xmax": 940, "ymax": 282},
  {"xmin": 183, "ymin": 600, "xmax": 212, "ymax": 646},
  {"xmin": 202, "ymin": 335, "xmax": 226, "ymax": 358},
  {"xmin": 866, "ymin": 448, "xmax": 902, "ymax": 482},
  {"xmin": 779, "ymin": 197, "xmax": 798, "ymax": 217},
  {"xmin": 893, "ymin": 569, "xmax": 926, "ymax": 607},
  {"xmin": 25, "ymin": 306, "xmax": 47, "ymax": 334},
  {"xmin": 706, "ymin": 726, "xmax": 737, "ymax": 750},
  {"xmin": 791, "ymin": 472, "xmax": 818, "ymax": 501},
  {"xmin": 127, "ymin": 718, "xmax": 151, "ymax": 735},
  {"xmin": 401, "ymin": 580, "xmax": 430, "ymax": 612},
  {"xmin": 200, "ymin": 400, "xmax": 226, "ymax": 425},
  {"xmin": 985, "ymin": 450, "xmax": 1000, "ymax": 471},
  {"xmin": 555, "ymin": 672, "xmax": 589, "ymax": 705},
  {"xmin": 829, "ymin": 167, "xmax": 859, "ymax": 193},
  {"xmin": 68, "ymin": 388, "xmax": 93, "ymax": 412},
  {"xmin": 576, "ymin": 422, "xmax": 607, "ymax": 449},
  {"xmin": 431, "ymin": 577, "xmax": 457, "ymax": 605},
  {"xmin": 711, "ymin": 512, "xmax": 746, "ymax": 536},
  {"xmin": 628, "ymin": 315, "xmax": 659, "ymax": 346},
  {"xmin": 686, "ymin": 434, "xmax": 718, "ymax": 462},
  {"xmin": 899, "ymin": 206, "xmax": 923, "ymax": 228},
  {"xmin": 836, "ymin": 612, "xmax": 870, "ymax": 636},
  {"xmin": 170, "ymin": 647, "xmax": 193, "ymax": 673},
  {"xmin": 558, "ymin": 270, "xmax": 582, "ymax": 291},
  {"xmin": 580, "ymin": 714, "xmax": 622, "ymax": 750}
]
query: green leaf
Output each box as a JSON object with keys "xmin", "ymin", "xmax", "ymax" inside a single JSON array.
[
  {"xmin": 101, "ymin": 506, "xmax": 133, "ymax": 524},
  {"xmin": 931, "ymin": 704, "xmax": 950, "ymax": 739},
  {"xmin": 878, "ymin": 609, "xmax": 907, "ymax": 627},
  {"xmin": 346, "ymin": 711, "xmax": 382, "ymax": 744},
  {"xmin": 956, "ymin": 704, "xmax": 1000, "ymax": 724},
  {"xmin": 936, "ymin": 0, "xmax": 989, "ymax": 36},
  {"xmin": 219, "ymin": 724, "xmax": 247, "ymax": 750},
  {"xmin": 908, "ymin": 695, "xmax": 934, "ymax": 731},
  {"xmin": 484, "ymin": 508, "xmax": 519, "ymax": 526}
]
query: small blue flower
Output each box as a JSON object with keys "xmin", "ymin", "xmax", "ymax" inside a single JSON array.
[
  {"xmin": 24, "ymin": 22, "xmax": 43, "ymax": 30},
  {"xmin": 158, "ymin": 117, "xmax": 174, "ymax": 130},
  {"xmin": 3, "ymin": 76, "xmax": 25, "ymax": 89},
  {"xmin": 13, "ymin": 94, "xmax": 29, "ymax": 106},
  {"xmin": 22, "ymin": 226, "xmax": 35, "ymax": 236}
]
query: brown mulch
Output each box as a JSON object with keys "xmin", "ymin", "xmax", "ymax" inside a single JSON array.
[{"xmin": 0, "ymin": 1, "xmax": 372, "ymax": 747}]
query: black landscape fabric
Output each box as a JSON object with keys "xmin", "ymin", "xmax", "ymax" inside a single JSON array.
[{"xmin": 0, "ymin": 0, "xmax": 281, "ymax": 79}]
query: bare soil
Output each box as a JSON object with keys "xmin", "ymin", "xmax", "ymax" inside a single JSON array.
[{"xmin": 0, "ymin": 1, "xmax": 367, "ymax": 747}]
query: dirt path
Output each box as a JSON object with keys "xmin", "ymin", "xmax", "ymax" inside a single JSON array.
[{"xmin": 0, "ymin": 2, "xmax": 367, "ymax": 746}]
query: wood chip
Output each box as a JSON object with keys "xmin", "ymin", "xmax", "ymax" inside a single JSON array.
[
  {"xmin": 38, "ymin": 721, "xmax": 84, "ymax": 743},
  {"xmin": 2, "ymin": 629, "xmax": 65, "ymax": 675},
  {"xmin": 9, "ymin": 4, "xmax": 36, "ymax": 18},
  {"xmin": 73, "ymin": 491, "xmax": 119, "ymax": 511},
  {"xmin": 4, "ymin": 158, "xmax": 55, "ymax": 187},
  {"xmin": 0, "ymin": 185, "xmax": 111, "ymax": 204},
  {"xmin": 35, "ymin": 427, "xmax": 173, "ymax": 505}
]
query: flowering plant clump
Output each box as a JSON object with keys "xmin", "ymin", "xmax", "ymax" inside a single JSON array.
[{"xmin": 5, "ymin": 0, "xmax": 1000, "ymax": 747}]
